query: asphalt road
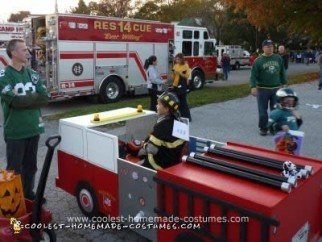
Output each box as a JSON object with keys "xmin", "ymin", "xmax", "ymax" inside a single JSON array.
[{"xmin": 0, "ymin": 62, "xmax": 321, "ymax": 241}]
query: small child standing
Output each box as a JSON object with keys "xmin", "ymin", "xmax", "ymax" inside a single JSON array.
[
  {"xmin": 267, "ymin": 88, "xmax": 302, "ymax": 134},
  {"xmin": 267, "ymin": 88, "xmax": 303, "ymax": 154}
]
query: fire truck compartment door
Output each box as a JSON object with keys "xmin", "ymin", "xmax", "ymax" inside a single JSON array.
[
  {"xmin": 85, "ymin": 128, "xmax": 118, "ymax": 173},
  {"xmin": 95, "ymin": 65, "xmax": 127, "ymax": 77},
  {"xmin": 94, "ymin": 65, "xmax": 128, "ymax": 89},
  {"xmin": 118, "ymin": 158, "xmax": 157, "ymax": 242}
]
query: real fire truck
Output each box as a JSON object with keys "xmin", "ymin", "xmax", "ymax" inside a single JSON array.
[
  {"xmin": 0, "ymin": 22, "xmax": 25, "ymax": 43},
  {"xmin": 0, "ymin": 22, "xmax": 25, "ymax": 68},
  {"xmin": 0, "ymin": 14, "xmax": 217, "ymax": 103},
  {"xmin": 56, "ymin": 107, "xmax": 322, "ymax": 242}
]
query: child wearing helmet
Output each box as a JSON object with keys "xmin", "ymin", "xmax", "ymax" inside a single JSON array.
[
  {"xmin": 140, "ymin": 92, "xmax": 187, "ymax": 170},
  {"xmin": 267, "ymin": 88, "xmax": 303, "ymax": 134}
]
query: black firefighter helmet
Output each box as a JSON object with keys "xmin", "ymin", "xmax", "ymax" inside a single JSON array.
[
  {"xmin": 158, "ymin": 92, "xmax": 180, "ymax": 118},
  {"xmin": 276, "ymin": 88, "xmax": 298, "ymax": 110}
]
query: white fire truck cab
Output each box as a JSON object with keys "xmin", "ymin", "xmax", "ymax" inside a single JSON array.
[{"xmin": 0, "ymin": 14, "xmax": 217, "ymax": 103}]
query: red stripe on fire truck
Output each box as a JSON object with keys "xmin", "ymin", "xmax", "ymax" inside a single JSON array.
[
  {"xmin": 60, "ymin": 80, "xmax": 94, "ymax": 89},
  {"xmin": 60, "ymin": 51, "xmax": 146, "ymax": 81},
  {"xmin": 0, "ymin": 56, "xmax": 9, "ymax": 66}
]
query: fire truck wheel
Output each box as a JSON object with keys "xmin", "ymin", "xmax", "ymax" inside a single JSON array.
[
  {"xmin": 99, "ymin": 77, "xmax": 124, "ymax": 103},
  {"xmin": 190, "ymin": 70, "xmax": 204, "ymax": 90},
  {"xmin": 41, "ymin": 228, "xmax": 56, "ymax": 242},
  {"xmin": 76, "ymin": 182, "xmax": 99, "ymax": 217}
]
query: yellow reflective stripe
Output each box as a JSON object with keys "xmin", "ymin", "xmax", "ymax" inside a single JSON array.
[
  {"xmin": 147, "ymin": 154, "xmax": 163, "ymax": 170},
  {"xmin": 149, "ymin": 135, "xmax": 185, "ymax": 148}
]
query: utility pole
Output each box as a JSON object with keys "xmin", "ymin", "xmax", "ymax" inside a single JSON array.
[{"xmin": 55, "ymin": 0, "xmax": 58, "ymax": 13}]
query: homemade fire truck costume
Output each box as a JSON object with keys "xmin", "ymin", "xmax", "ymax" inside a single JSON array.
[{"xmin": 56, "ymin": 107, "xmax": 322, "ymax": 242}]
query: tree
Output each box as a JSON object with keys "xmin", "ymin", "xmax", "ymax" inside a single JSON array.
[
  {"xmin": 219, "ymin": 7, "xmax": 290, "ymax": 51},
  {"xmin": 133, "ymin": 1, "xmax": 160, "ymax": 20},
  {"xmin": 222, "ymin": 0, "xmax": 322, "ymax": 41},
  {"xmin": 132, "ymin": 0, "xmax": 300, "ymax": 49},
  {"xmin": 8, "ymin": 11, "xmax": 30, "ymax": 22},
  {"xmin": 71, "ymin": 0, "xmax": 91, "ymax": 14},
  {"xmin": 87, "ymin": 0, "xmax": 133, "ymax": 18},
  {"xmin": 197, "ymin": 0, "xmax": 228, "ymax": 42},
  {"xmin": 132, "ymin": 0, "xmax": 228, "ymax": 42}
]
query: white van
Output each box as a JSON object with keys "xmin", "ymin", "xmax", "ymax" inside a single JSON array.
[{"xmin": 216, "ymin": 45, "xmax": 250, "ymax": 70}]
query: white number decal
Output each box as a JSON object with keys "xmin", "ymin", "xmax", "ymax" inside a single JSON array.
[{"xmin": 14, "ymin": 82, "xmax": 36, "ymax": 96}]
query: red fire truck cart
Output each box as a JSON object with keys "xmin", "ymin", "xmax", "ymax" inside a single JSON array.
[{"xmin": 56, "ymin": 107, "xmax": 322, "ymax": 242}]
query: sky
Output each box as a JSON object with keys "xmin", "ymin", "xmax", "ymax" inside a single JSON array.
[{"xmin": 0, "ymin": 0, "xmax": 92, "ymax": 22}]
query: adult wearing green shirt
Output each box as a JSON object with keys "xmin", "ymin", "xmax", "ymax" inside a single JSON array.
[
  {"xmin": 0, "ymin": 39, "xmax": 49, "ymax": 200},
  {"xmin": 250, "ymin": 39, "xmax": 287, "ymax": 136}
]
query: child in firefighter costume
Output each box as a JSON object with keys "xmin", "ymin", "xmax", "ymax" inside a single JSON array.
[
  {"xmin": 267, "ymin": 88, "xmax": 303, "ymax": 154},
  {"xmin": 141, "ymin": 92, "xmax": 187, "ymax": 170}
]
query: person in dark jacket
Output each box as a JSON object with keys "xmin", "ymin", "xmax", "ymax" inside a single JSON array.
[
  {"xmin": 220, "ymin": 53, "xmax": 231, "ymax": 80},
  {"xmin": 278, "ymin": 45, "xmax": 289, "ymax": 71}
]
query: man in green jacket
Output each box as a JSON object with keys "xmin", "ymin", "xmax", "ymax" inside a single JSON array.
[
  {"xmin": 250, "ymin": 39, "xmax": 287, "ymax": 136},
  {"xmin": 0, "ymin": 39, "xmax": 48, "ymax": 200}
]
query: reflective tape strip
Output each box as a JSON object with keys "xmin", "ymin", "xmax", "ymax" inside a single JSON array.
[
  {"xmin": 147, "ymin": 154, "xmax": 163, "ymax": 170},
  {"xmin": 149, "ymin": 135, "xmax": 185, "ymax": 148}
]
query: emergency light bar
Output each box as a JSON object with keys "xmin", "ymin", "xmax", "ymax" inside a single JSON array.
[{"xmin": 90, "ymin": 105, "xmax": 145, "ymax": 124}]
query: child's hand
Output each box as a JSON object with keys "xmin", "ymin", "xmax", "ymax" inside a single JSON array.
[
  {"xmin": 281, "ymin": 125, "xmax": 290, "ymax": 132},
  {"xmin": 292, "ymin": 110, "xmax": 301, "ymax": 119}
]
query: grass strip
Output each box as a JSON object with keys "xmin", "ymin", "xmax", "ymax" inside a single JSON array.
[{"xmin": 44, "ymin": 72, "xmax": 318, "ymax": 121}]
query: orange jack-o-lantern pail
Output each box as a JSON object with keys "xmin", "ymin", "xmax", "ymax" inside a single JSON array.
[{"xmin": 0, "ymin": 170, "xmax": 27, "ymax": 218}]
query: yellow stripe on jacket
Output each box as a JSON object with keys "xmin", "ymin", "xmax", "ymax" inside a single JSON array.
[{"xmin": 149, "ymin": 135, "xmax": 185, "ymax": 148}]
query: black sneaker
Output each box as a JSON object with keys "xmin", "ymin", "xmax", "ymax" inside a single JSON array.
[
  {"xmin": 318, "ymin": 86, "xmax": 321, "ymax": 90},
  {"xmin": 259, "ymin": 129, "xmax": 267, "ymax": 136}
]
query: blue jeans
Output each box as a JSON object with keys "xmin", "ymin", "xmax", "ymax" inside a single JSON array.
[
  {"xmin": 256, "ymin": 88, "xmax": 279, "ymax": 130},
  {"xmin": 223, "ymin": 67, "xmax": 229, "ymax": 80}
]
